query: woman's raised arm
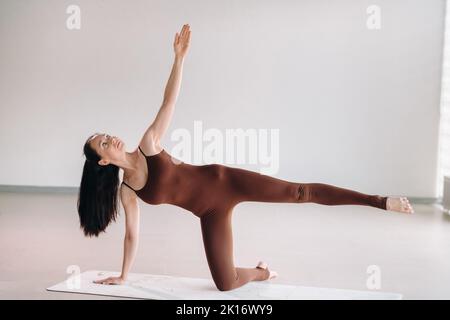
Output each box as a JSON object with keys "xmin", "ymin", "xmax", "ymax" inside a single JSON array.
[{"xmin": 148, "ymin": 24, "xmax": 191, "ymax": 143}]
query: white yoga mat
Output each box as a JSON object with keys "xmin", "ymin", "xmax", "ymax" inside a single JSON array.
[{"xmin": 46, "ymin": 270, "xmax": 402, "ymax": 300}]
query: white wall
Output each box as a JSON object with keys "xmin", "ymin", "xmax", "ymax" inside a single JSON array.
[{"xmin": 0, "ymin": 0, "xmax": 444, "ymax": 197}]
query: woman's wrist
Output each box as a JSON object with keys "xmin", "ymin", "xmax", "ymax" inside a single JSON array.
[{"xmin": 174, "ymin": 54, "xmax": 184, "ymax": 63}]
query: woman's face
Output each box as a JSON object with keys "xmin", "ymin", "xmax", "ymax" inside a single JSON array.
[{"xmin": 89, "ymin": 133, "xmax": 125, "ymax": 165}]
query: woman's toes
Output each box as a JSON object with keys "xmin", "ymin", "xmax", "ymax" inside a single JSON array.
[
  {"xmin": 386, "ymin": 196, "xmax": 414, "ymax": 214},
  {"xmin": 256, "ymin": 261, "xmax": 268, "ymax": 270},
  {"xmin": 404, "ymin": 203, "xmax": 413, "ymax": 213},
  {"xmin": 256, "ymin": 261, "xmax": 277, "ymax": 280},
  {"xmin": 269, "ymin": 270, "xmax": 278, "ymax": 279}
]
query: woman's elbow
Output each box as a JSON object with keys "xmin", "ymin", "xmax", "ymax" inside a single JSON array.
[{"xmin": 125, "ymin": 232, "xmax": 139, "ymax": 242}]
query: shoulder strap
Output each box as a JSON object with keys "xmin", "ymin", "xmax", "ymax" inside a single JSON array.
[
  {"xmin": 138, "ymin": 146, "xmax": 147, "ymax": 157},
  {"xmin": 121, "ymin": 181, "xmax": 136, "ymax": 192}
]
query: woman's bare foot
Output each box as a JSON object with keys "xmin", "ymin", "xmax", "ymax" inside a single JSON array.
[
  {"xmin": 386, "ymin": 196, "xmax": 414, "ymax": 214},
  {"xmin": 256, "ymin": 261, "xmax": 278, "ymax": 280}
]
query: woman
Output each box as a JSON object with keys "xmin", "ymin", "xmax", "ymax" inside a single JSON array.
[{"xmin": 78, "ymin": 24, "xmax": 414, "ymax": 292}]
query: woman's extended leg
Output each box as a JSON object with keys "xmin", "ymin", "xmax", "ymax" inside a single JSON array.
[
  {"xmin": 200, "ymin": 207, "xmax": 271, "ymax": 291},
  {"xmin": 225, "ymin": 166, "xmax": 388, "ymax": 210}
]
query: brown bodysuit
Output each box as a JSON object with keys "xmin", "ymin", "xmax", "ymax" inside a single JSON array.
[{"xmin": 122, "ymin": 146, "xmax": 387, "ymax": 291}]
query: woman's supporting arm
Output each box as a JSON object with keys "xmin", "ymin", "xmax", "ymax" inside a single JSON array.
[
  {"xmin": 93, "ymin": 188, "xmax": 140, "ymax": 285},
  {"xmin": 120, "ymin": 232, "xmax": 139, "ymax": 280},
  {"xmin": 120, "ymin": 194, "xmax": 140, "ymax": 280}
]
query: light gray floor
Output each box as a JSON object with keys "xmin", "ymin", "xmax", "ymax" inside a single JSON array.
[{"xmin": 1, "ymin": 191, "xmax": 449, "ymax": 300}]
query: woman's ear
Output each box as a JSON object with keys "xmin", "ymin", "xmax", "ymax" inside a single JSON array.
[{"xmin": 98, "ymin": 159, "xmax": 109, "ymax": 166}]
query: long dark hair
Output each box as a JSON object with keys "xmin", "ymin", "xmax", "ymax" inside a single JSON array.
[{"xmin": 77, "ymin": 133, "xmax": 120, "ymax": 237}]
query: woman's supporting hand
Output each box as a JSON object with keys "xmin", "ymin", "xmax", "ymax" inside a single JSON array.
[
  {"xmin": 93, "ymin": 276, "xmax": 125, "ymax": 285},
  {"xmin": 174, "ymin": 24, "xmax": 191, "ymax": 58}
]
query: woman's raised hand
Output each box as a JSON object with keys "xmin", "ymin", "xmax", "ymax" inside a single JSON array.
[{"xmin": 174, "ymin": 24, "xmax": 191, "ymax": 58}]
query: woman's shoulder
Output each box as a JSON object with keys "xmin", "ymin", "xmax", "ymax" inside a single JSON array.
[
  {"xmin": 137, "ymin": 140, "xmax": 164, "ymax": 157},
  {"xmin": 120, "ymin": 181, "xmax": 138, "ymax": 202}
]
